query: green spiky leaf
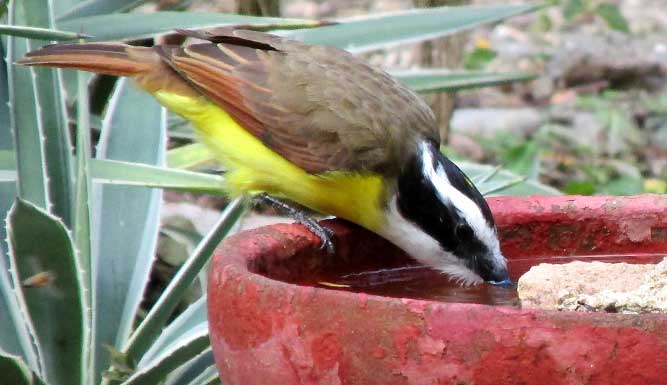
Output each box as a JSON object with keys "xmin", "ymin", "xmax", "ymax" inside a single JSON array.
[
  {"xmin": 0, "ymin": 24, "xmax": 88, "ymax": 40},
  {"xmin": 393, "ymin": 70, "xmax": 536, "ymax": 93},
  {"xmin": 58, "ymin": 0, "xmax": 155, "ymax": 21},
  {"xmin": 8, "ymin": 0, "xmax": 74, "ymax": 223},
  {"xmin": 460, "ymin": 161, "xmax": 561, "ymax": 196},
  {"xmin": 0, "ymin": 352, "xmax": 46, "ymax": 385},
  {"xmin": 167, "ymin": 143, "xmax": 216, "ymax": 170},
  {"xmin": 123, "ymin": 325, "xmax": 210, "ymax": 385},
  {"xmin": 91, "ymin": 78, "xmax": 166, "ymax": 383},
  {"xmin": 139, "ymin": 297, "xmax": 206, "ymax": 366},
  {"xmin": 286, "ymin": 4, "xmax": 541, "ymax": 53},
  {"xmin": 91, "ymin": 159, "xmax": 226, "ymax": 193},
  {"xmin": 7, "ymin": 199, "xmax": 84, "ymax": 385},
  {"xmin": 59, "ymin": 12, "xmax": 319, "ymax": 41},
  {"xmin": 124, "ymin": 199, "xmax": 244, "ymax": 361}
]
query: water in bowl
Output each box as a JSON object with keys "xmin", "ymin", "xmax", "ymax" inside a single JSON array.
[
  {"xmin": 321, "ymin": 265, "xmax": 520, "ymax": 306},
  {"xmin": 289, "ymin": 253, "xmax": 665, "ymax": 307}
]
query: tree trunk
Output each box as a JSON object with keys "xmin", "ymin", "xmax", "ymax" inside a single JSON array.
[
  {"xmin": 413, "ymin": 0, "xmax": 469, "ymax": 144},
  {"xmin": 236, "ymin": 0, "xmax": 280, "ymax": 16}
]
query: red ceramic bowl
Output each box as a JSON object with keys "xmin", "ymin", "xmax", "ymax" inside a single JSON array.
[{"xmin": 208, "ymin": 195, "xmax": 667, "ymax": 385}]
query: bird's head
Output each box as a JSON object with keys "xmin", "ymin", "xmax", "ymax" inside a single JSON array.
[{"xmin": 380, "ymin": 139, "xmax": 510, "ymax": 287}]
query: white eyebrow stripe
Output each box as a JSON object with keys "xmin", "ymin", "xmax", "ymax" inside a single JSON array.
[{"xmin": 420, "ymin": 142, "xmax": 451, "ymax": 203}]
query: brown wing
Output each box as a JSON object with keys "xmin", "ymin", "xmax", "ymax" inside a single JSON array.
[{"xmin": 158, "ymin": 29, "xmax": 438, "ymax": 175}]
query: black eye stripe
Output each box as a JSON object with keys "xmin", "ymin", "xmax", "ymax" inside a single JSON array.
[
  {"xmin": 455, "ymin": 223, "xmax": 474, "ymax": 240},
  {"xmin": 438, "ymin": 154, "xmax": 495, "ymax": 228},
  {"xmin": 397, "ymin": 151, "xmax": 456, "ymax": 251}
]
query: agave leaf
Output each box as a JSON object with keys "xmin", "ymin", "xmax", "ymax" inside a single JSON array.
[
  {"xmin": 45, "ymin": 5, "xmax": 77, "ymax": 179},
  {"xmin": 0, "ymin": 24, "xmax": 88, "ymax": 40},
  {"xmin": 164, "ymin": 349, "xmax": 215, "ymax": 385},
  {"xmin": 139, "ymin": 297, "xmax": 206, "ymax": 366},
  {"xmin": 59, "ymin": 12, "xmax": 315, "ymax": 41},
  {"xmin": 285, "ymin": 4, "xmax": 540, "ymax": 53},
  {"xmin": 0, "ymin": 40, "xmax": 22, "ymax": 357},
  {"xmin": 0, "ymin": 2, "xmax": 64, "ymax": 373},
  {"xmin": 1, "ymin": 151, "xmax": 227, "ymax": 193},
  {"xmin": 7, "ymin": 199, "xmax": 84, "ymax": 385},
  {"xmin": 73, "ymin": 69, "xmax": 93, "ymax": 385},
  {"xmin": 91, "ymin": 78, "xmax": 166, "ymax": 383},
  {"xmin": 58, "ymin": 0, "xmax": 154, "ymax": 22},
  {"xmin": 7, "ymin": 0, "xmax": 50, "ymax": 209},
  {"xmin": 0, "ymin": 172, "xmax": 16, "ymax": 181},
  {"xmin": 0, "ymin": 204, "xmax": 40, "ymax": 370},
  {"xmin": 8, "ymin": 0, "xmax": 74, "ymax": 224},
  {"xmin": 34, "ymin": 25, "xmax": 75, "ymax": 228},
  {"xmin": 52, "ymin": 0, "xmax": 84, "ymax": 19},
  {"xmin": 0, "ymin": 196, "xmax": 36, "ymax": 366},
  {"xmin": 91, "ymin": 159, "xmax": 226, "ymax": 193},
  {"xmin": 392, "ymin": 70, "xmax": 536, "ymax": 93},
  {"xmin": 0, "ymin": 149, "xmax": 15, "ymax": 171},
  {"xmin": 167, "ymin": 143, "xmax": 216, "ymax": 170},
  {"xmin": 184, "ymin": 363, "xmax": 219, "ymax": 385},
  {"xmin": 124, "ymin": 199, "xmax": 244, "ymax": 362},
  {"xmin": 0, "ymin": 351, "xmax": 46, "ymax": 385},
  {"xmin": 0, "ymin": 45, "xmax": 11, "ymax": 155},
  {"xmin": 73, "ymin": 70, "xmax": 92, "ymax": 282},
  {"xmin": 122, "ymin": 324, "xmax": 210, "ymax": 385},
  {"xmin": 0, "ymin": 245, "xmax": 22, "ymax": 357},
  {"xmin": 58, "ymin": 5, "xmax": 538, "ymax": 52},
  {"xmin": 458, "ymin": 161, "xmax": 561, "ymax": 196}
]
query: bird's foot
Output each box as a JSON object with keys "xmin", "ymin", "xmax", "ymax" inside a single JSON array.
[{"xmin": 256, "ymin": 193, "xmax": 335, "ymax": 255}]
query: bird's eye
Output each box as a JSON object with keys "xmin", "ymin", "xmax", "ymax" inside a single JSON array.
[{"xmin": 455, "ymin": 223, "xmax": 474, "ymax": 241}]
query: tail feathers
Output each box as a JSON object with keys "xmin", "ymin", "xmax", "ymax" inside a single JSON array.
[
  {"xmin": 18, "ymin": 43, "xmax": 197, "ymax": 96},
  {"xmin": 18, "ymin": 43, "xmax": 154, "ymax": 77}
]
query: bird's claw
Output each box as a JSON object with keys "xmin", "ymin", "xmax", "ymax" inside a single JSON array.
[
  {"xmin": 295, "ymin": 215, "xmax": 335, "ymax": 256},
  {"xmin": 256, "ymin": 193, "xmax": 336, "ymax": 255},
  {"xmin": 314, "ymin": 225, "xmax": 335, "ymax": 255}
]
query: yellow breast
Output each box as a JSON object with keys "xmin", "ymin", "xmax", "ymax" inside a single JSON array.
[{"xmin": 154, "ymin": 91, "xmax": 387, "ymax": 231}]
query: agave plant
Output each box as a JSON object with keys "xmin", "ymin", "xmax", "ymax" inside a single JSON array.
[{"xmin": 0, "ymin": 1, "xmax": 555, "ymax": 385}]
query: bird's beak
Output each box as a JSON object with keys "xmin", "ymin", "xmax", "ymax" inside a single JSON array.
[
  {"xmin": 485, "ymin": 264, "xmax": 514, "ymax": 288},
  {"xmin": 488, "ymin": 278, "xmax": 515, "ymax": 289}
]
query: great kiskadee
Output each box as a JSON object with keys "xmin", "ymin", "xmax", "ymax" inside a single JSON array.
[{"xmin": 20, "ymin": 29, "xmax": 510, "ymax": 286}]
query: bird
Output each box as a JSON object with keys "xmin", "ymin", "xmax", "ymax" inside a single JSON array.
[{"xmin": 19, "ymin": 29, "xmax": 510, "ymax": 286}]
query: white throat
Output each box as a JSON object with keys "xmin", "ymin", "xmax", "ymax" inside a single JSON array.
[{"xmin": 377, "ymin": 197, "xmax": 484, "ymax": 286}]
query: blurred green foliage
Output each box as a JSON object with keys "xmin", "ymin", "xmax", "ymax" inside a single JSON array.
[
  {"xmin": 464, "ymin": 46, "xmax": 497, "ymax": 70},
  {"xmin": 465, "ymin": 90, "xmax": 667, "ymax": 196},
  {"xmin": 541, "ymin": 0, "xmax": 630, "ymax": 33}
]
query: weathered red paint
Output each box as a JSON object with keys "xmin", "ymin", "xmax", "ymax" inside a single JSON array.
[{"xmin": 208, "ymin": 195, "xmax": 667, "ymax": 385}]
